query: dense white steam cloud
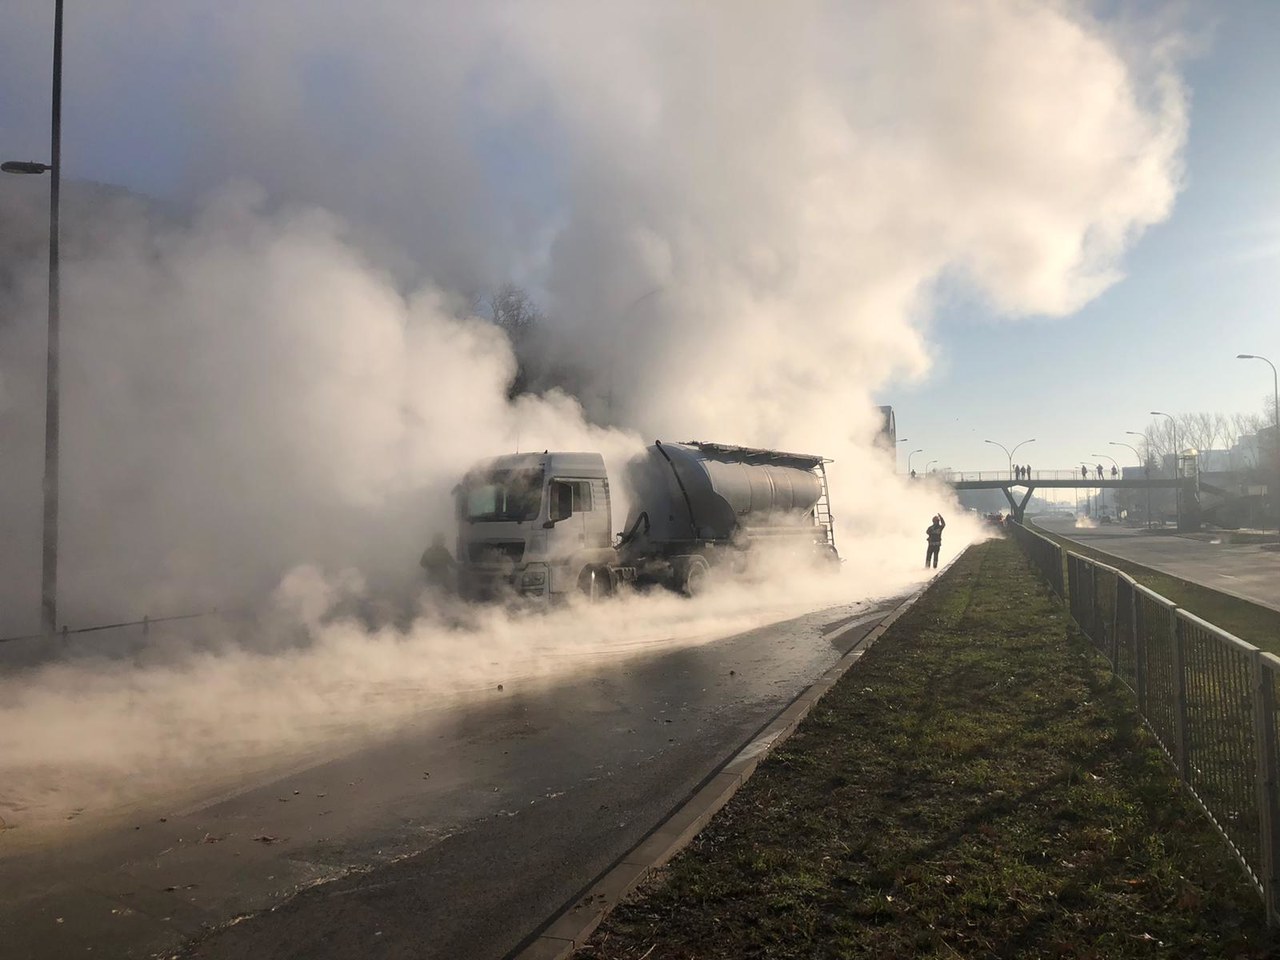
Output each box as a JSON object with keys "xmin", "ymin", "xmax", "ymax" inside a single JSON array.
[
  {"xmin": 0, "ymin": 185, "xmax": 639, "ymax": 626},
  {"xmin": 0, "ymin": 1, "xmax": 1188, "ymax": 835},
  {"xmin": 0, "ymin": 0, "xmax": 1186, "ymax": 626}
]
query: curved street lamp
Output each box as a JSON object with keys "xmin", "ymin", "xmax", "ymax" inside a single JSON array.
[
  {"xmin": 1111, "ymin": 441, "xmax": 1150, "ymax": 529},
  {"xmin": 1125, "ymin": 430, "xmax": 1155, "ymax": 478},
  {"xmin": 1108, "ymin": 442, "xmax": 1141, "ymax": 464},
  {"xmin": 1091, "ymin": 452, "xmax": 1119, "ymax": 471},
  {"xmin": 925, "ymin": 459, "xmax": 938, "ymax": 473},
  {"xmin": 907, "ymin": 448, "xmax": 924, "ymax": 475},
  {"xmin": 1151, "ymin": 411, "xmax": 1181, "ymax": 529},
  {"xmin": 984, "ymin": 437, "xmax": 1035, "ymax": 479},
  {"xmin": 983, "ymin": 438, "xmax": 1010, "ymax": 474},
  {"xmin": 1091, "ymin": 452, "xmax": 1120, "ymax": 519}
]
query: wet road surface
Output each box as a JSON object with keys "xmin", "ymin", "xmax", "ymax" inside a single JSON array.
[
  {"xmin": 1031, "ymin": 517, "xmax": 1280, "ymax": 612},
  {"xmin": 0, "ymin": 596, "xmax": 902, "ymax": 960}
]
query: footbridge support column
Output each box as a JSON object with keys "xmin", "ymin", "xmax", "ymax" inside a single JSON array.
[{"xmin": 1000, "ymin": 484, "xmax": 1036, "ymax": 523}]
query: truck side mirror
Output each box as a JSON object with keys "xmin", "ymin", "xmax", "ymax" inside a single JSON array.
[{"xmin": 545, "ymin": 480, "xmax": 573, "ymax": 526}]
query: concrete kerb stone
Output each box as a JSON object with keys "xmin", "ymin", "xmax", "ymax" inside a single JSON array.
[{"xmin": 509, "ymin": 549, "xmax": 967, "ymax": 960}]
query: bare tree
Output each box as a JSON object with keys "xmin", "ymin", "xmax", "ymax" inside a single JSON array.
[
  {"xmin": 481, "ymin": 283, "xmax": 543, "ymax": 343},
  {"xmin": 1228, "ymin": 411, "xmax": 1265, "ymax": 446},
  {"xmin": 1178, "ymin": 412, "xmax": 1225, "ymax": 453}
]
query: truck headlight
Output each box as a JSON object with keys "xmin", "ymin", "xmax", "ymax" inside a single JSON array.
[{"xmin": 521, "ymin": 566, "xmax": 547, "ymax": 587}]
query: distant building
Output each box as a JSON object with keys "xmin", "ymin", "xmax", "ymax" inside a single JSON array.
[
  {"xmin": 1230, "ymin": 434, "xmax": 1261, "ymax": 472},
  {"xmin": 1194, "ymin": 449, "xmax": 1234, "ymax": 473},
  {"xmin": 876, "ymin": 405, "xmax": 896, "ymax": 451}
]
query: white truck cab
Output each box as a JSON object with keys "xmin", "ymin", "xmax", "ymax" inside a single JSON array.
[{"xmin": 455, "ymin": 451, "xmax": 614, "ymax": 600}]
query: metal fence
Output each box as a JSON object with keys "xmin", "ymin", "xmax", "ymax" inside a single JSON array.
[
  {"xmin": 1007, "ymin": 520, "xmax": 1065, "ymax": 597},
  {"xmin": 1057, "ymin": 548, "xmax": 1280, "ymax": 925}
]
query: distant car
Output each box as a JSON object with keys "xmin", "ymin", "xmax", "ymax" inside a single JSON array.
[{"xmin": 1100, "ymin": 515, "xmax": 1113, "ymax": 524}]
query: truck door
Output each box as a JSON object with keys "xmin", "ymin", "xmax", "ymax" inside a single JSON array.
[{"xmin": 546, "ymin": 479, "xmax": 591, "ymax": 591}]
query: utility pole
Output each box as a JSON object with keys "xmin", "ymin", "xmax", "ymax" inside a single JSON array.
[
  {"xmin": 2, "ymin": 0, "xmax": 63, "ymax": 635},
  {"xmin": 1237, "ymin": 354, "xmax": 1279, "ymax": 534},
  {"xmin": 1151, "ymin": 411, "xmax": 1181, "ymax": 530}
]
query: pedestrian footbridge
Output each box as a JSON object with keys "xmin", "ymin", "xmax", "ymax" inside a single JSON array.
[{"xmin": 944, "ymin": 470, "xmax": 1195, "ymax": 524}]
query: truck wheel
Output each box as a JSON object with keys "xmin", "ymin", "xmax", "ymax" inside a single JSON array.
[
  {"xmin": 681, "ymin": 556, "xmax": 710, "ymax": 597},
  {"xmin": 578, "ymin": 566, "xmax": 612, "ymax": 602}
]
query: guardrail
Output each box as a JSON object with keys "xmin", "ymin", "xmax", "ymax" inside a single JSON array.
[
  {"xmin": 1006, "ymin": 520, "xmax": 1065, "ymax": 597},
  {"xmin": 1048, "ymin": 546, "xmax": 1280, "ymax": 926},
  {"xmin": 0, "ymin": 610, "xmax": 217, "ymax": 646},
  {"xmin": 945, "ymin": 470, "xmax": 1112, "ymax": 482}
]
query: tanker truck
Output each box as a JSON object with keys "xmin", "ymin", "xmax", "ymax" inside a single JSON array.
[{"xmin": 452, "ymin": 440, "xmax": 837, "ymax": 602}]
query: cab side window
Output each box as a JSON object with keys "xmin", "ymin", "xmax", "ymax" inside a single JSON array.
[{"xmin": 569, "ymin": 480, "xmax": 593, "ymax": 512}]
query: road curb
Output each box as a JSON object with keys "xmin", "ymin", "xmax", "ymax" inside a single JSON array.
[{"xmin": 508, "ymin": 551, "xmax": 965, "ymax": 960}]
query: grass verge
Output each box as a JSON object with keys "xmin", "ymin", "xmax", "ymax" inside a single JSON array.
[
  {"xmin": 581, "ymin": 539, "xmax": 1274, "ymax": 959},
  {"xmin": 1026, "ymin": 522, "xmax": 1280, "ymax": 654}
]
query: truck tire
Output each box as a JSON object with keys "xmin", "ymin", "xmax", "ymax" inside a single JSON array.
[
  {"xmin": 578, "ymin": 565, "xmax": 612, "ymax": 602},
  {"xmin": 680, "ymin": 556, "xmax": 710, "ymax": 597}
]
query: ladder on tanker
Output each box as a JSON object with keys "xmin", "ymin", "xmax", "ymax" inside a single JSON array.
[{"xmin": 815, "ymin": 461, "xmax": 836, "ymax": 554}]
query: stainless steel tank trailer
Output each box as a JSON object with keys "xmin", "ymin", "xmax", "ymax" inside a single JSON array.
[{"xmin": 450, "ymin": 440, "xmax": 839, "ymax": 602}]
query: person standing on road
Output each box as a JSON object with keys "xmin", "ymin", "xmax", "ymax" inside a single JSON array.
[
  {"xmin": 420, "ymin": 533, "xmax": 457, "ymax": 594},
  {"xmin": 1096, "ymin": 463, "xmax": 1104, "ymax": 480},
  {"xmin": 1110, "ymin": 465, "xmax": 1118, "ymax": 478},
  {"xmin": 1082, "ymin": 465, "xmax": 1089, "ymax": 480},
  {"xmin": 925, "ymin": 514, "xmax": 946, "ymax": 569}
]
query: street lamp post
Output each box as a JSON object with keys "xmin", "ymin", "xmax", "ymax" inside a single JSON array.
[
  {"xmin": 925, "ymin": 459, "xmax": 938, "ymax": 474},
  {"xmin": 1091, "ymin": 452, "xmax": 1120, "ymax": 520},
  {"xmin": 983, "ymin": 439, "xmax": 1011, "ymax": 478},
  {"xmin": 1237, "ymin": 354, "xmax": 1280, "ymax": 533},
  {"xmin": 983, "ymin": 437, "xmax": 1035, "ymax": 480},
  {"xmin": 1151, "ymin": 411, "xmax": 1181, "ymax": 530},
  {"xmin": 1111, "ymin": 440, "xmax": 1148, "ymax": 529},
  {"xmin": 1079, "ymin": 463, "xmax": 1096, "ymax": 517},
  {"xmin": 3, "ymin": 0, "xmax": 63, "ymax": 636},
  {"xmin": 1125, "ymin": 430, "xmax": 1155, "ymax": 529},
  {"xmin": 907, "ymin": 448, "xmax": 923, "ymax": 476}
]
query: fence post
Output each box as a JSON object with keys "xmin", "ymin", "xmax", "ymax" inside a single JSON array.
[
  {"xmin": 1109, "ymin": 579, "xmax": 1120, "ymax": 669},
  {"xmin": 1090, "ymin": 564, "xmax": 1101, "ymax": 648},
  {"xmin": 1171, "ymin": 611, "xmax": 1192, "ymax": 782},
  {"xmin": 1133, "ymin": 588, "xmax": 1147, "ymax": 716},
  {"xmin": 1252, "ymin": 651, "xmax": 1280, "ymax": 926}
]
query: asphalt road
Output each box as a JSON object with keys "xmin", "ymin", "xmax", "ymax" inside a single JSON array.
[
  {"xmin": 1031, "ymin": 516, "xmax": 1280, "ymax": 612},
  {"xmin": 0, "ymin": 596, "xmax": 901, "ymax": 960}
]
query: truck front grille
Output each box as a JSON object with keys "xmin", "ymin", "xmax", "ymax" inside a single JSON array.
[{"xmin": 468, "ymin": 541, "xmax": 525, "ymax": 564}]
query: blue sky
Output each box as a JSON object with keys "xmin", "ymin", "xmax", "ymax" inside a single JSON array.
[{"xmin": 892, "ymin": 3, "xmax": 1280, "ymax": 476}]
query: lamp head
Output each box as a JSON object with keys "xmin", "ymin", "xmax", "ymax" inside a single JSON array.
[{"xmin": 1, "ymin": 160, "xmax": 51, "ymax": 175}]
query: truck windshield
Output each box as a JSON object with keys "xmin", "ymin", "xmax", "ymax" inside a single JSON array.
[{"xmin": 462, "ymin": 469, "xmax": 544, "ymax": 522}]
